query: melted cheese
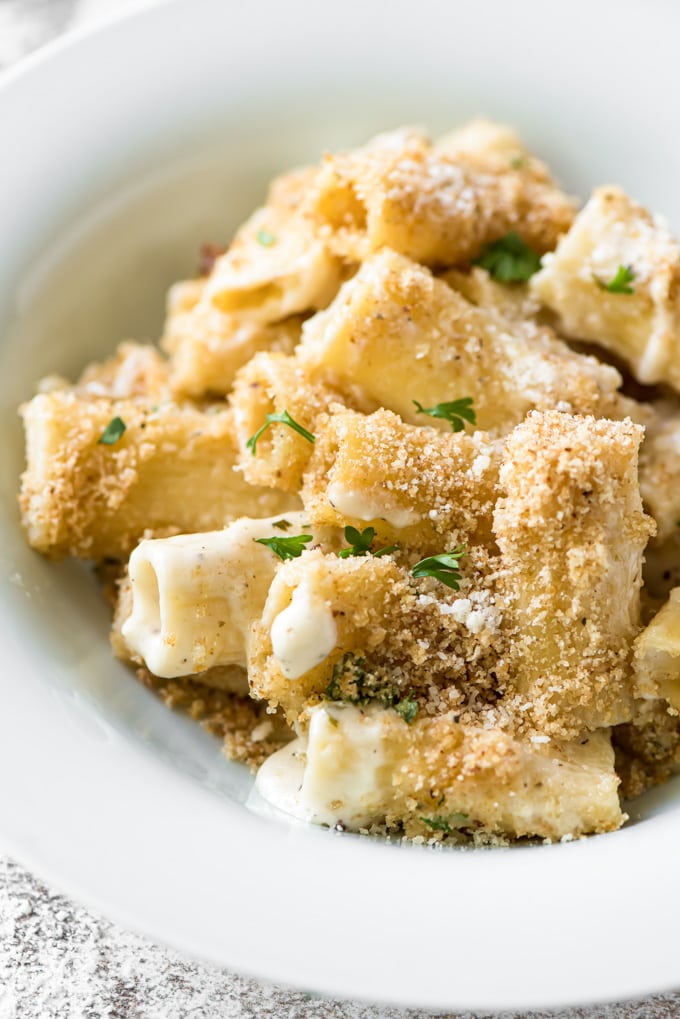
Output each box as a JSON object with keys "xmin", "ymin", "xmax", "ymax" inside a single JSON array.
[
  {"xmin": 326, "ymin": 480, "xmax": 420, "ymax": 528},
  {"xmin": 270, "ymin": 581, "xmax": 337, "ymax": 679}
]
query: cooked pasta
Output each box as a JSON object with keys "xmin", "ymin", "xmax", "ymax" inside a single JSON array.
[{"xmin": 19, "ymin": 119, "xmax": 680, "ymax": 843}]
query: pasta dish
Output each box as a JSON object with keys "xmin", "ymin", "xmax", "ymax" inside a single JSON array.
[{"xmin": 18, "ymin": 120, "xmax": 680, "ymax": 843}]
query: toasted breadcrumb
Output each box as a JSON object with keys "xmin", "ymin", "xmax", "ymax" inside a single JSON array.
[
  {"xmin": 304, "ymin": 128, "xmax": 575, "ymax": 265},
  {"xmin": 614, "ymin": 699, "xmax": 680, "ymax": 800},
  {"xmin": 494, "ymin": 411, "xmax": 653, "ymax": 738},
  {"xmin": 137, "ymin": 668, "xmax": 292, "ymax": 770}
]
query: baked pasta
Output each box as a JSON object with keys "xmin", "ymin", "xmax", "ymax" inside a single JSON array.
[{"xmin": 20, "ymin": 119, "xmax": 680, "ymax": 844}]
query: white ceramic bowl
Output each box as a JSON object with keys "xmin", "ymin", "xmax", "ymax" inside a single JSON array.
[{"xmin": 2, "ymin": 0, "xmax": 680, "ymax": 1010}]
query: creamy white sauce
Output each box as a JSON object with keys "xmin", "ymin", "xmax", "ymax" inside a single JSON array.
[
  {"xmin": 122, "ymin": 512, "xmax": 310, "ymax": 678},
  {"xmin": 270, "ymin": 581, "xmax": 337, "ymax": 679},
  {"xmin": 326, "ymin": 480, "xmax": 420, "ymax": 528},
  {"xmin": 254, "ymin": 739, "xmax": 313, "ymax": 822},
  {"xmin": 255, "ymin": 704, "xmax": 390, "ymax": 829}
]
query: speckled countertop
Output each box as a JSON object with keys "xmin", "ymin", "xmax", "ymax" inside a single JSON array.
[{"xmin": 2, "ymin": 3, "xmax": 680, "ymax": 1016}]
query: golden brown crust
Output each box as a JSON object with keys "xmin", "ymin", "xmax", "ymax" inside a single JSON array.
[
  {"xmin": 304, "ymin": 128, "xmax": 575, "ymax": 266},
  {"xmin": 19, "ymin": 391, "xmax": 296, "ymax": 560},
  {"xmin": 229, "ymin": 351, "xmax": 364, "ymax": 492},
  {"xmin": 494, "ymin": 411, "xmax": 653, "ymax": 737},
  {"xmin": 614, "ymin": 699, "xmax": 680, "ymax": 800},
  {"xmin": 248, "ymin": 547, "xmax": 506, "ymax": 726},
  {"xmin": 299, "ymin": 250, "xmax": 624, "ymax": 436},
  {"xmin": 138, "ymin": 668, "xmax": 292, "ymax": 771},
  {"xmin": 301, "ymin": 407, "xmax": 500, "ymax": 553},
  {"xmin": 161, "ymin": 277, "xmax": 302, "ymax": 397},
  {"xmin": 532, "ymin": 185, "xmax": 680, "ymax": 391}
]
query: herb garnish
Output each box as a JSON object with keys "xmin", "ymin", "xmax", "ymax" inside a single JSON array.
[
  {"xmin": 246, "ymin": 410, "xmax": 315, "ymax": 454},
  {"xmin": 325, "ymin": 652, "xmax": 416, "ymax": 721},
  {"xmin": 394, "ymin": 693, "xmax": 418, "ymax": 724},
  {"xmin": 254, "ymin": 534, "xmax": 313, "ymax": 561},
  {"xmin": 411, "ymin": 546, "xmax": 466, "ymax": 590},
  {"xmin": 473, "ymin": 231, "xmax": 541, "ymax": 283},
  {"xmin": 97, "ymin": 416, "xmax": 126, "ymax": 445},
  {"xmin": 338, "ymin": 525, "xmax": 398, "ymax": 559},
  {"xmin": 413, "ymin": 397, "xmax": 476, "ymax": 433},
  {"xmin": 421, "ymin": 816, "xmax": 452, "ymax": 834},
  {"xmin": 272, "ymin": 519, "xmax": 292, "ymax": 531},
  {"xmin": 421, "ymin": 813, "xmax": 469, "ymax": 834},
  {"xmin": 256, "ymin": 228, "xmax": 277, "ymax": 246},
  {"xmin": 595, "ymin": 264, "xmax": 635, "ymax": 294}
]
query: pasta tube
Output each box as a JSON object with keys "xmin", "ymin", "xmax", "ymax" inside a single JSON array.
[
  {"xmin": 257, "ymin": 704, "xmax": 622, "ymax": 840},
  {"xmin": 121, "ymin": 512, "xmax": 318, "ymax": 678},
  {"xmin": 19, "ymin": 391, "xmax": 297, "ymax": 560},
  {"xmin": 299, "ymin": 250, "xmax": 622, "ymax": 435},
  {"xmin": 532, "ymin": 186, "xmax": 680, "ymax": 390},
  {"xmin": 494, "ymin": 411, "xmax": 653, "ymax": 737}
]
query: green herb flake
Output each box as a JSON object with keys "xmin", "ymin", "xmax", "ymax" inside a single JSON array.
[
  {"xmin": 97, "ymin": 416, "xmax": 127, "ymax": 446},
  {"xmin": 272, "ymin": 519, "xmax": 292, "ymax": 531},
  {"xmin": 325, "ymin": 651, "xmax": 403, "ymax": 707},
  {"xmin": 473, "ymin": 230, "xmax": 542, "ymax": 283},
  {"xmin": 325, "ymin": 652, "xmax": 369, "ymax": 702},
  {"xmin": 394, "ymin": 693, "xmax": 418, "ymax": 724},
  {"xmin": 326, "ymin": 713, "xmax": 339, "ymax": 728},
  {"xmin": 594, "ymin": 264, "xmax": 635, "ymax": 295},
  {"xmin": 413, "ymin": 397, "xmax": 476, "ymax": 433},
  {"xmin": 411, "ymin": 546, "xmax": 466, "ymax": 590},
  {"xmin": 373, "ymin": 544, "xmax": 399, "ymax": 557},
  {"xmin": 254, "ymin": 533, "xmax": 313, "ymax": 561},
  {"xmin": 246, "ymin": 410, "xmax": 315, "ymax": 454},
  {"xmin": 338, "ymin": 525, "xmax": 399, "ymax": 559},
  {"xmin": 421, "ymin": 817, "xmax": 453, "ymax": 834},
  {"xmin": 421, "ymin": 813, "xmax": 468, "ymax": 834},
  {"xmin": 256, "ymin": 228, "xmax": 277, "ymax": 247},
  {"xmin": 338, "ymin": 525, "xmax": 375, "ymax": 558},
  {"xmin": 509, "ymin": 154, "xmax": 525, "ymax": 170}
]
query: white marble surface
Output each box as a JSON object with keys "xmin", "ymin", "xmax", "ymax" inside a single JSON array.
[{"xmin": 2, "ymin": 2, "xmax": 680, "ymax": 1016}]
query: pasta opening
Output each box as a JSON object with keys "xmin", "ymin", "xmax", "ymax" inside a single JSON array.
[
  {"xmin": 132, "ymin": 557, "xmax": 162, "ymax": 638},
  {"xmin": 212, "ymin": 281, "xmax": 284, "ymax": 313},
  {"xmin": 316, "ymin": 181, "xmax": 367, "ymax": 233}
]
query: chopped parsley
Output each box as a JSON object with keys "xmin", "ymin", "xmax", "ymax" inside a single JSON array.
[
  {"xmin": 338, "ymin": 525, "xmax": 398, "ymax": 559},
  {"xmin": 325, "ymin": 652, "xmax": 372, "ymax": 702},
  {"xmin": 97, "ymin": 416, "xmax": 126, "ymax": 445},
  {"xmin": 394, "ymin": 693, "xmax": 418, "ymax": 724},
  {"xmin": 473, "ymin": 231, "xmax": 541, "ymax": 283},
  {"xmin": 272, "ymin": 519, "xmax": 292, "ymax": 531},
  {"xmin": 595, "ymin": 264, "xmax": 635, "ymax": 294},
  {"xmin": 325, "ymin": 652, "xmax": 410, "ymax": 713},
  {"xmin": 411, "ymin": 547, "xmax": 466, "ymax": 590},
  {"xmin": 246, "ymin": 410, "xmax": 315, "ymax": 454},
  {"xmin": 420, "ymin": 816, "xmax": 452, "ymax": 834},
  {"xmin": 509, "ymin": 154, "xmax": 525, "ymax": 170},
  {"xmin": 413, "ymin": 397, "xmax": 476, "ymax": 433},
  {"xmin": 254, "ymin": 533, "xmax": 313, "ymax": 561},
  {"xmin": 421, "ymin": 813, "xmax": 469, "ymax": 834},
  {"xmin": 256, "ymin": 228, "xmax": 277, "ymax": 246}
]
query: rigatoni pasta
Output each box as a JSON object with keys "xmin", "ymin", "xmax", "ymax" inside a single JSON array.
[{"xmin": 18, "ymin": 119, "xmax": 680, "ymax": 844}]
